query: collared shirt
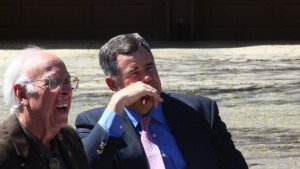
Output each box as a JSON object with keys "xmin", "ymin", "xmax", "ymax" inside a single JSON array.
[
  {"xmin": 21, "ymin": 125, "xmax": 69, "ymax": 169},
  {"xmin": 98, "ymin": 102, "xmax": 186, "ymax": 169}
]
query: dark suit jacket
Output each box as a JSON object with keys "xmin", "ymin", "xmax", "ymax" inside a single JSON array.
[
  {"xmin": 0, "ymin": 114, "xmax": 90, "ymax": 169},
  {"xmin": 76, "ymin": 92, "xmax": 248, "ymax": 169}
]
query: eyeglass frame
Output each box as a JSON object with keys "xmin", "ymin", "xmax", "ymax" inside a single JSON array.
[{"xmin": 25, "ymin": 76, "xmax": 79, "ymax": 91}]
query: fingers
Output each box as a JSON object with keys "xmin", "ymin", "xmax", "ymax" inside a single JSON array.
[
  {"xmin": 136, "ymin": 82, "xmax": 163, "ymax": 105},
  {"xmin": 142, "ymin": 96, "xmax": 160, "ymax": 108},
  {"xmin": 111, "ymin": 81, "xmax": 162, "ymax": 109},
  {"xmin": 142, "ymin": 96, "xmax": 156, "ymax": 107}
]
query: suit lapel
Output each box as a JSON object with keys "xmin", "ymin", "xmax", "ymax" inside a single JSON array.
[
  {"xmin": 117, "ymin": 113, "xmax": 148, "ymax": 169},
  {"xmin": 161, "ymin": 93, "xmax": 219, "ymax": 169},
  {"xmin": 7, "ymin": 115, "xmax": 41, "ymax": 169},
  {"xmin": 55, "ymin": 131, "xmax": 78, "ymax": 169}
]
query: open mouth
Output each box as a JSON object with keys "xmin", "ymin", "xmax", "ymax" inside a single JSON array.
[{"xmin": 56, "ymin": 104, "xmax": 68, "ymax": 112}]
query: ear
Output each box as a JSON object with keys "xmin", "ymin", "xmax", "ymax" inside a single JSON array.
[
  {"xmin": 105, "ymin": 77, "xmax": 118, "ymax": 93},
  {"xmin": 13, "ymin": 84, "xmax": 29, "ymax": 106}
]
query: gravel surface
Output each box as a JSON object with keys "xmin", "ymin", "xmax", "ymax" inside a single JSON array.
[{"xmin": 0, "ymin": 40, "xmax": 299, "ymax": 168}]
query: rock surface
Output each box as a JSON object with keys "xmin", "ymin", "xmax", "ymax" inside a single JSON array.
[{"xmin": 0, "ymin": 40, "xmax": 299, "ymax": 168}]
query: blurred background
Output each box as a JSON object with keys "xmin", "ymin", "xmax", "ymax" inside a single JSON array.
[{"xmin": 2, "ymin": 0, "xmax": 300, "ymax": 41}]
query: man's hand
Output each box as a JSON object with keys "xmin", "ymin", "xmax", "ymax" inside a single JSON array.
[{"xmin": 106, "ymin": 82, "xmax": 163, "ymax": 115}]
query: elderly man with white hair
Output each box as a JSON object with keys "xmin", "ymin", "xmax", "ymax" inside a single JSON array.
[{"xmin": 0, "ymin": 47, "xmax": 90, "ymax": 169}]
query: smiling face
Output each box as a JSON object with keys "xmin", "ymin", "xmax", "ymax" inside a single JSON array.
[
  {"xmin": 116, "ymin": 47, "xmax": 161, "ymax": 91},
  {"xmin": 114, "ymin": 47, "xmax": 162, "ymax": 111},
  {"xmin": 21, "ymin": 51, "xmax": 72, "ymax": 131}
]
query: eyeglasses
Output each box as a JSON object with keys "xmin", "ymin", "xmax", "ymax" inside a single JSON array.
[{"xmin": 30, "ymin": 76, "xmax": 79, "ymax": 91}]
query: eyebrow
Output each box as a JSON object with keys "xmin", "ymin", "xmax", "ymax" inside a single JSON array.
[
  {"xmin": 145, "ymin": 62, "xmax": 155, "ymax": 67},
  {"xmin": 127, "ymin": 62, "xmax": 155, "ymax": 74}
]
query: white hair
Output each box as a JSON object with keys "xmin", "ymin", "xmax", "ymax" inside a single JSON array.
[{"xmin": 2, "ymin": 46, "xmax": 42, "ymax": 114}]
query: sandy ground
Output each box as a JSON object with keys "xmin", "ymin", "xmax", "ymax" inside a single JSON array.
[{"xmin": 0, "ymin": 40, "xmax": 299, "ymax": 168}]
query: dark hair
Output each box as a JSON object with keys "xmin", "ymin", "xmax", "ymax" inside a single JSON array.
[{"xmin": 99, "ymin": 33, "xmax": 152, "ymax": 82}]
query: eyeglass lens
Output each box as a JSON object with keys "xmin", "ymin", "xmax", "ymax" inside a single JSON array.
[{"xmin": 48, "ymin": 76, "xmax": 79, "ymax": 91}]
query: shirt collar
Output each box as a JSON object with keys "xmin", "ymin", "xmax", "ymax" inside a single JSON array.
[
  {"xmin": 125, "ymin": 102, "xmax": 166, "ymax": 127},
  {"xmin": 20, "ymin": 122, "xmax": 59, "ymax": 159}
]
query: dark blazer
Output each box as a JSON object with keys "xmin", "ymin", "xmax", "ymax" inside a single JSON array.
[
  {"xmin": 76, "ymin": 92, "xmax": 248, "ymax": 169},
  {"xmin": 0, "ymin": 114, "xmax": 90, "ymax": 169}
]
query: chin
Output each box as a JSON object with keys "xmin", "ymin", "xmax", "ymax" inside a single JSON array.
[
  {"xmin": 129, "ymin": 100, "xmax": 153, "ymax": 114},
  {"xmin": 57, "ymin": 123, "xmax": 68, "ymax": 130},
  {"xmin": 56, "ymin": 118, "xmax": 68, "ymax": 128}
]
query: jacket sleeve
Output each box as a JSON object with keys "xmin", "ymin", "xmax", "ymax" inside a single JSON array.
[
  {"xmin": 0, "ymin": 162, "xmax": 4, "ymax": 169},
  {"xmin": 75, "ymin": 111, "xmax": 122, "ymax": 169},
  {"xmin": 210, "ymin": 100, "xmax": 248, "ymax": 169}
]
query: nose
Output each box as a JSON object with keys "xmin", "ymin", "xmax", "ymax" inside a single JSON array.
[{"xmin": 141, "ymin": 75, "xmax": 152, "ymax": 83}]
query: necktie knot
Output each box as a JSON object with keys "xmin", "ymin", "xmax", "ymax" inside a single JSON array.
[{"xmin": 140, "ymin": 116, "xmax": 151, "ymax": 131}]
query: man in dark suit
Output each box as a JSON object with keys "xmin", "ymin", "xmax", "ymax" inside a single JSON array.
[
  {"xmin": 0, "ymin": 47, "xmax": 89, "ymax": 169},
  {"xmin": 76, "ymin": 33, "xmax": 248, "ymax": 169}
]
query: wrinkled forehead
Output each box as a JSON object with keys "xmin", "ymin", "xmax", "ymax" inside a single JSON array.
[{"xmin": 22, "ymin": 51, "xmax": 69, "ymax": 79}]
